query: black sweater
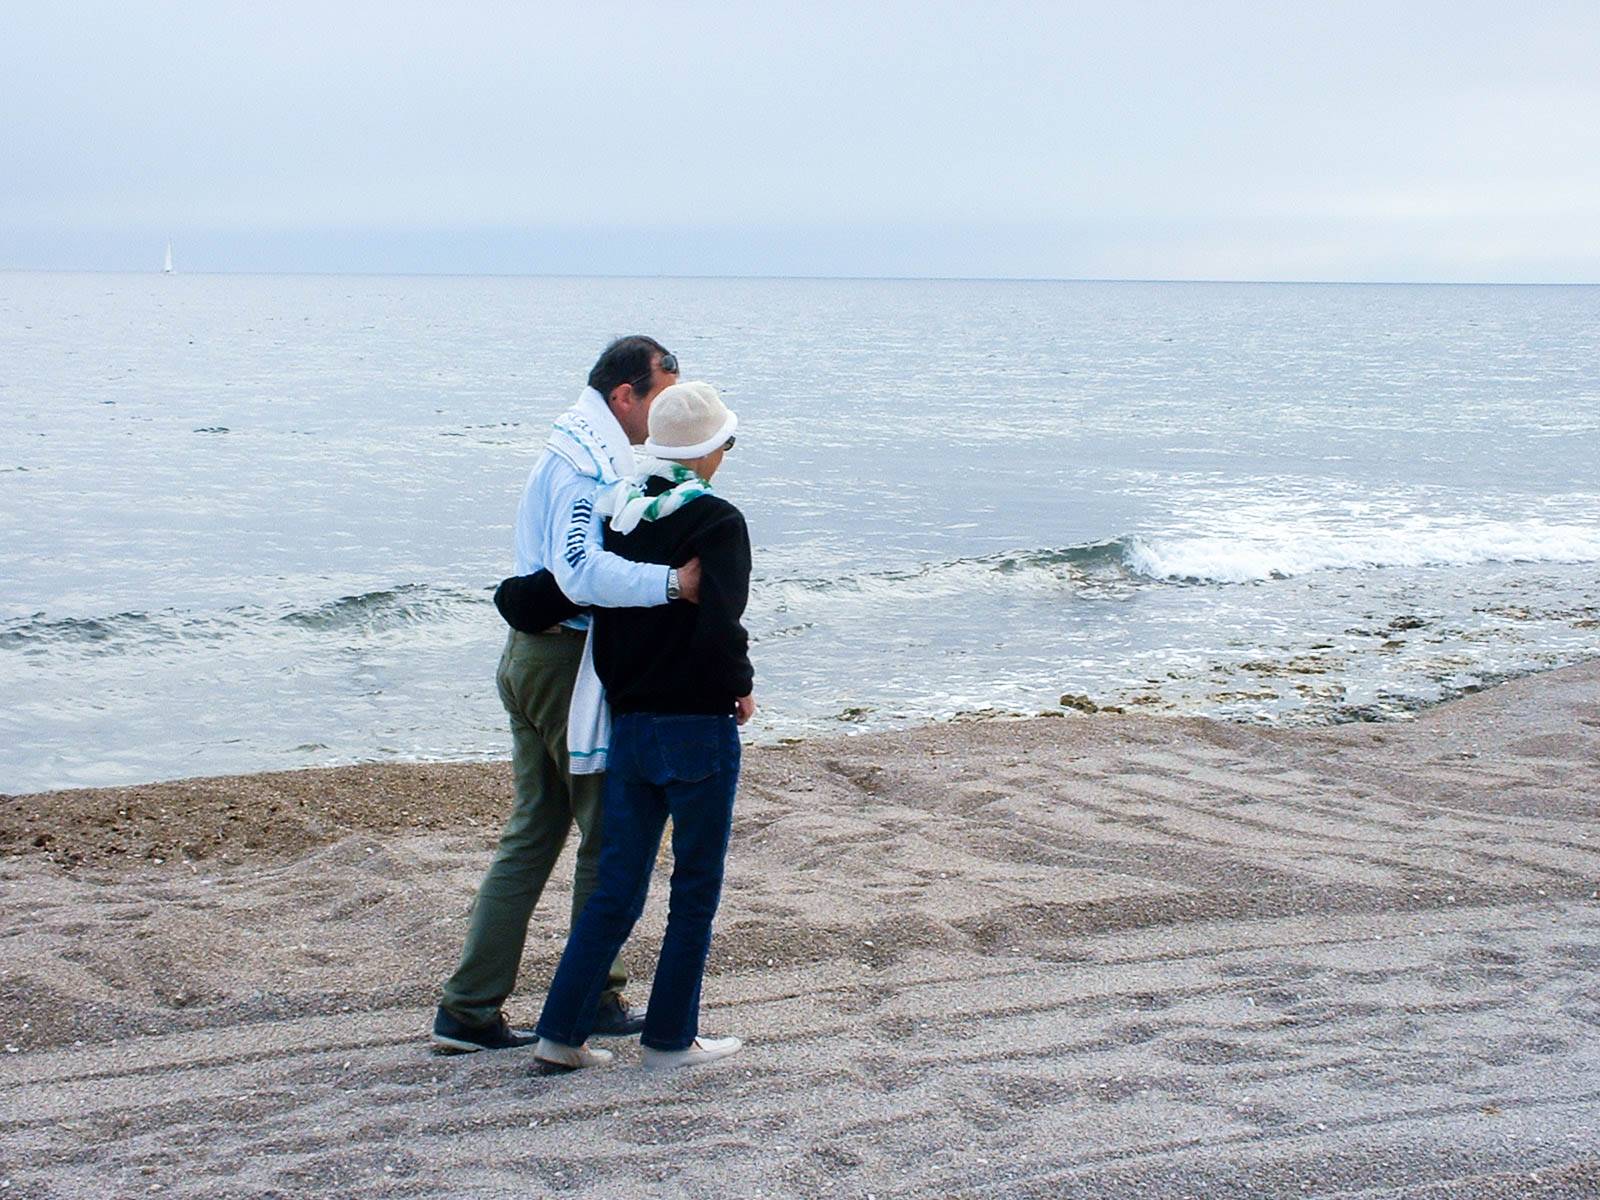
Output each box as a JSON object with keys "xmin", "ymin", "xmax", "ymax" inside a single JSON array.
[{"xmin": 594, "ymin": 481, "xmax": 753, "ymax": 716}]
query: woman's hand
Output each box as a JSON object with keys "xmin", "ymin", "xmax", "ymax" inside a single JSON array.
[{"xmin": 734, "ymin": 694, "xmax": 755, "ymax": 725}]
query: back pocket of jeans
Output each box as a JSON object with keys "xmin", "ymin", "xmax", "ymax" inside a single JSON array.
[{"xmin": 654, "ymin": 717, "xmax": 723, "ymax": 784}]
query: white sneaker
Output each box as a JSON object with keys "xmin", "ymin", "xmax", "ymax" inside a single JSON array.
[
  {"xmin": 640, "ymin": 1036, "xmax": 742, "ymax": 1069},
  {"xmin": 534, "ymin": 1037, "xmax": 615, "ymax": 1072}
]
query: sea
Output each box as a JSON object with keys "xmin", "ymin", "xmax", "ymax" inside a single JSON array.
[{"xmin": 3, "ymin": 273, "xmax": 1597, "ymax": 794}]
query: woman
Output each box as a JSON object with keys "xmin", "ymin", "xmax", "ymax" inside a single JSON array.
[{"xmin": 532, "ymin": 381, "xmax": 754, "ymax": 1071}]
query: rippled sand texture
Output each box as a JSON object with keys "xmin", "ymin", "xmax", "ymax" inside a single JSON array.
[{"xmin": 3, "ymin": 662, "xmax": 1598, "ymax": 1198}]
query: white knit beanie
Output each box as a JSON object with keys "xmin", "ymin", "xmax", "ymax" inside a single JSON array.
[{"xmin": 643, "ymin": 381, "xmax": 738, "ymax": 459}]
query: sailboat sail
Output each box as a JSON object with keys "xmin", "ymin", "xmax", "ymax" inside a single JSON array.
[{"xmin": 163, "ymin": 243, "xmax": 174, "ymax": 274}]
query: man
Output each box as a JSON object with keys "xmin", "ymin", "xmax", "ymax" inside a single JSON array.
[
  {"xmin": 432, "ymin": 336, "xmax": 700, "ymax": 1053},
  {"xmin": 528, "ymin": 381, "xmax": 754, "ymax": 1072}
]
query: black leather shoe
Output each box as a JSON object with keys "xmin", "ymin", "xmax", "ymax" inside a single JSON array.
[
  {"xmin": 431, "ymin": 1007, "xmax": 536, "ymax": 1054},
  {"xmin": 590, "ymin": 992, "xmax": 646, "ymax": 1037}
]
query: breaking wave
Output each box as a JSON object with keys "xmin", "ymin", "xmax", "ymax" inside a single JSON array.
[
  {"xmin": 0, "ymin": 610, "xmax": 190, "ymax": 654},
  {"xmin": 278, "ymin": 584, "xmax": 483, "ymax": 632},
  {"xmin": 755, "ymin": 518, "xmax": 1600, "ymax": 607},
  {"xmin": 755, "ymin": 541, "xmax": 1136, "ymax": 609},
  {"xmin": 1, "ymin": 584, "xmax": 490, "ymax": 656},
  {"xmin": 1122, "ymin": 519, "xmax": 1600, "ymax": 585}
]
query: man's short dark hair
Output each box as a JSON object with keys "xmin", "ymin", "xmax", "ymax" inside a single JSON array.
[{"xmin": 588, "ymin": 336, "xmax": 668, "ymax": 401}]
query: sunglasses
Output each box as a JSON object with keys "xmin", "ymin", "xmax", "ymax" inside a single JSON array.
[
  {"xmin": 721, "ymin": 436, "xmax": 736, "ymax": 452},
  {"xmin": 629, "ymin": 350, "xmax": 679, "ymax": 394}
]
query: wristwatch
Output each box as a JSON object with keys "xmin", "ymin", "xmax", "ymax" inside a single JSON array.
[{"xmin": 667, "ymin": 568, "xmax": 682, "ymax": 601}]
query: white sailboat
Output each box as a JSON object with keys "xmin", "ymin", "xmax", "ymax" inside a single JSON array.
[{"xmin": 163, "ymin": 242, "xmax": 174, "ymax": 274}]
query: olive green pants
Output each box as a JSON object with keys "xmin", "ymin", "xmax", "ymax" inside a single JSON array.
[{"xmin": 439, "ymin": 628, "xmax": 626, "ymax": 1026}]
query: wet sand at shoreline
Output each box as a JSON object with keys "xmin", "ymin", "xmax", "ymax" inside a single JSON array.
[{"xmin": 3, "ymin": 662, "xmax": 1598, "ymax": 1198}]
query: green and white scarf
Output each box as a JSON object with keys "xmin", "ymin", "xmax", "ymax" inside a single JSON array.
[
  {"xmin": 570, "ymin": 459, "xmax": 713, "ymax": 778},
  {"xmin": 600, "ymin": 460, "xmax": 712, "ymax": 534}
]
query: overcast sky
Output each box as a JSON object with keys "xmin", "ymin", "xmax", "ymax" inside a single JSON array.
[{"xmin": 3, "ymin": 1, "xmax": 1597, "ymax": 281}]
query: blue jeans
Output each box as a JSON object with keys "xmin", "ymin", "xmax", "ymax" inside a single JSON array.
[
  {"xmin": 536, "ymin": 712, "xmax": 740, "ymax": 1052},
  {"xmin": 441, "ymin": 630, "xmax": 624, "ymax": 1027}
]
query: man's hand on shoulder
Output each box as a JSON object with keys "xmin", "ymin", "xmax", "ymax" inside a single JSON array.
[
  {"xmin": 735, "ymin": 694, "xmax": 755, "ymax": 725},
  {"xmin": 676, "ymin": 557, "xmax": 702, "ymax": 604}
]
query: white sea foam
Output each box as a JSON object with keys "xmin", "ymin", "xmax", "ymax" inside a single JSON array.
[
  {"xmin": 1124, "ymin": 519, "xmax": 1600, "ymax": 584},
  {"xmin": 750, "ymin": 542, "xmax": 1136, "ymax": 619}
]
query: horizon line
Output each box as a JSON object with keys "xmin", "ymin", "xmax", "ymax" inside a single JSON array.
[{"xmin": 4, "ymin": 266, "xmax": 1597, "ymax": 288}]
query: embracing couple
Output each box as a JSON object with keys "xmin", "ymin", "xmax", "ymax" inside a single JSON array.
[{"xmin": 431, "ymin": 336, "xmax": 753, "ymax": 1072}]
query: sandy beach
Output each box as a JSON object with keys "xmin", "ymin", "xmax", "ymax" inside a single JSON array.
[{"xmin": 3, "ymin": 662, "xmax": 1598, "ymax": 1198}]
